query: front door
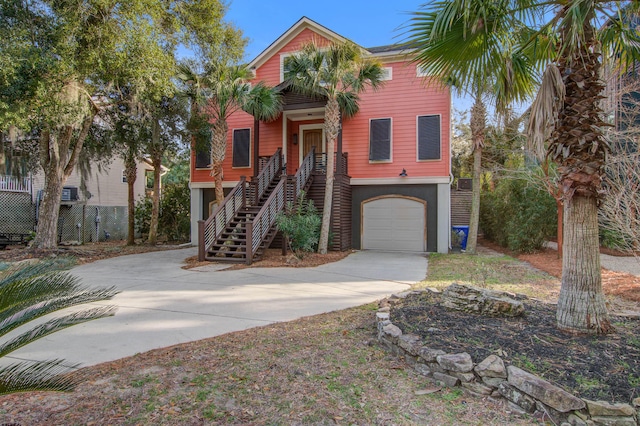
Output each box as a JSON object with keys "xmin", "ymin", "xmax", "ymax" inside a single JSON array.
[{"xmin": 303, "ymin": 128, "xmax": 324, "ymax": 158}]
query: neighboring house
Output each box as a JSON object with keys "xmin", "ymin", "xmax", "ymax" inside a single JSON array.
[
  {"xmin": 1, "ymin": 148, "xmax": 161, "ymax": 245},
  {"xmin": 190, "ymin": 17, "xmax": 451, "ymax": 261}
]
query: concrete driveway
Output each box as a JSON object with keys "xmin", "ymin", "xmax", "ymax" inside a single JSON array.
[{"xmin": 6, "ymin": 248, "xmax": 426, "ymax": 368}]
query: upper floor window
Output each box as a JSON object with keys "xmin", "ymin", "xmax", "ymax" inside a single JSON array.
[
  {"xmin": 417, "ymin": 115, "xmax": 441, "ymax": 161},
  {"xmin": 369, "ymin": 118, "xmax": 392, "ymax": 162},
  {"xmin": 416, "ymin": 64, "xmax": 428, "ymax": 78},
  {"xmin": 381, "ymin": 67, "xmax": 393, "ymax": 81},
  {"xmin": 194, "ymin": 140, "xmax": 211, "ymax": 169},
  {"xmin": 232, "ymin": 128, "xmax": 251, "ymax": 168},
  {"xmin": 280, "ymin": 53, "xmax": 293, "ymax": 83}
]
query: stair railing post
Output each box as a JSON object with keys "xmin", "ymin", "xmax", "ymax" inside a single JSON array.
[
  {"xmin": 246, "ymin": 221, "xmax": 253, "ymax": 265},
  {"xmin": 198, "ymin": 220, "xmax": 205, "ymax": 261},
  {"xmin": 240, "ymin": 176, "xmax": 246, "ymax": 208}
]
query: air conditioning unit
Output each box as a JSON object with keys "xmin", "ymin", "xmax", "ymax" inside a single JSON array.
[
  {"xmin": 457, "ymin": 178, "xmax": 472, "ymax": 191},
  {"xmin": 61, "ymin": 186, "xmax": 79, "ymax": 201}
]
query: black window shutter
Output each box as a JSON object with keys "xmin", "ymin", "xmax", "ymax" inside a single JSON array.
[
  {"xmin": 232, "ymin": 128, "xmax": 251, "ymax": 167},
  {"xmin": 418, "ymin": 115, "xmax": 440, "ymax": 160},
  {"xmin": 195, "ymin": 140, "xmax": 211, "ymax": 168},
  {"xmin": 369, "ymin": 118, "xmax": 391, "ymax": 161}
]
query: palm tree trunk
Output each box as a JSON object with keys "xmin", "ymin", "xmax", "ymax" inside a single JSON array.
[
  {"xmin": 211, "ymin": 120, "xmax": 228, "ymax": 204},
  {"xmin": 557, "ymin": 196, "xmax": 612, "ymax": 333},
  {"xmin": 465, "ymin": 98, "xmax": 486, "ymax": 254},
  {"xmin": 318, "ymin": 98, "xmax": 340, "ymax": 254},
  {"xmin": 147, "ymin": 118, "xmax": 161, "ymax": 245},
  {"xmin": 124, "ymin": 153, "xmax": 137, "ymax": 245}
]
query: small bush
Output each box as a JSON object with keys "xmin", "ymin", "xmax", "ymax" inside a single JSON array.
[
  {"xmin": 276, "ymin": 192, "xmax": 321, "ymax": 257},
  {"xmin": 134, "ymin": 180, "xmax": 191, "ymax": 243},
  {"xmin": 480, "ymin": 177, "xmax": 557, "ymax": 253}
]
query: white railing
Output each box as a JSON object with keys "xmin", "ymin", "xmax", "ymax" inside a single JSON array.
[{"xmin": 0, "ymin": 175, "xmax": 31, "ymax": 193}]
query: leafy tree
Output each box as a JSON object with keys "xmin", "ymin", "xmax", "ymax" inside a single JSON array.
[
  {"xmin": 406, "ymin": 1, "xmax": 537, "ymax": 254},
  {"xmin": 0, "ymin": 260, "xmax": 118, "ymax": 394},
  {"xmin": 0, "ymin": 0, "xmax": 243, "ymax": 249},
  {"xmin": 284, "ymin": 41, "xmax": 385, "ymax": 254}
]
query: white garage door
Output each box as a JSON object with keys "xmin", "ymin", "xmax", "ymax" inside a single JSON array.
[{"xmin": 362, "ymin": 196, "xmax": 426, "ymax": 252}]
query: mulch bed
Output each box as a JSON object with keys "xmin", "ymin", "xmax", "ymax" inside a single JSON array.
[{"xmin": 391, "ymin": 290, "xmax": 640, "ymax": 404}]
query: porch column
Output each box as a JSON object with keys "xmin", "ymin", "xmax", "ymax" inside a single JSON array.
[
  {"xmin": 253, "ymin": 117, "xmax": 260, "ymax": 174},
  {"xmin": 437, "ymin": 182, "xmax": 450, "ymax": 253},
  {"xmin": 336, "ymin": 113, "xmax": 343, "ymax": 174},
  {"xmin": 190, "ymin": 185, "xmax": 203, "ymax": 246}
]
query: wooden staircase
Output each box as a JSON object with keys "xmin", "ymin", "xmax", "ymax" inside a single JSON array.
[{"xmin": 198, "ymin": 147, "xmax": 316, "ymax": 264}]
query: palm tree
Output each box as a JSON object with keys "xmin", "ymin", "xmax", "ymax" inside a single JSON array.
[
  {"xmin": 410, "ymin": 0, "xmax": 640, "ymax": 334},
  {"xmin": 284, "ymin": 41, "xmax": 385, "ymax": 254},
  {"xmin": 406, "ymin": 1, "xmax": 537, "ymax": 254},
  {"xmin": 0, "ymin": 260, "xmax": 118, "ymax": 394},
  {"xmin": 525, "ymin": 2, "xmax": 640, "ymax": 334},
  {"xmin": 178, "ymin": 62, "xmax": 283, "ymax": 204}
]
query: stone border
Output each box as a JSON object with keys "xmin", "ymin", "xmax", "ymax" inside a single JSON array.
[{"xmin": 377, "ymin": 289, "xmax": 640, "ymax": 426}]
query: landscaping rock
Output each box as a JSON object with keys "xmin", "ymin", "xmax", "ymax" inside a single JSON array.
[
  {"xmin": 589, "ymin": 416, "xmax": 637, "ymax": 426},
  {"xmin": 418, "ymin": 347, "xmax": 445, "ymax": 362},
  {"xmin": 475, "ymin": 354, "xmax": 507, "ymax": 378},
  {"xmin": 482, "ymin": 376, "xmax": 506, "ymax": 388},
  {"xmin": 376, "ymin": 312, "xmax": 390, "ymax": 322},
  {"xmin": 436, "ymin": 352, "xmax": 473, "ymax": 373},
  {"xmin": 382, "ymin": 323, "xmax": 402, "ymax": 340},
  {"xmin": 567, "ymin": 413, "xmax": 588, "ymax": 426},
  {"xmin": 461, "ymin": 381, "xmax": 494, "ymax": 396},
  {"xmin": 507, "ymin": 366, "xmax": 585, "ymax": 412},
  {"xmin": 441, "ymin": 283, "xmax": 525, "ymax": 317},
  {"xmin": 632, "ymin": 397, "xmax": 640, "ymax": 407},
  {"xmin": 414, "ymin": 363, "xmax": 431, "ymax": 377},
  {"xmin": 585, "ymin": 400, "xmax": 635, "ymax": 417},
  {"xmin": 498, "ymin": 382, "xmax": 537, "ymax": 413},
  {"xmin": 433, "ymin": 372, "xmax": 460, "ymax": 387},
  {"xmin": 451, "ymin": 371, "xmax": 475, "ymax": 383},
  {"xmin": 398, "ymin": 334, "xmax": 422, "ymax": 355}
]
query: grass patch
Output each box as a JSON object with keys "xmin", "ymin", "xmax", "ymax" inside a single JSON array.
[{"xmin": 418, "ymin": 252, "xmax": 559, "ymax": 300}]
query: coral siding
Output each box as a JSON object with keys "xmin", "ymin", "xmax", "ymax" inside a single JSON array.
[
  {"xmin": 190, "ymin": 27, "xmax": 450, "ymax": 184},
  {"xmin": 344, "ymin": 61, "xmax": 450, "ymax": 179},
  {"xmin": 254, "ymin": 28, "xmax": 332, "ymax": 86}
]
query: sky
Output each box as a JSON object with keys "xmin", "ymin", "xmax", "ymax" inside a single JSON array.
[{"xmin": 224, "ymin": 0, "xmax": 423, "ymax": 63}]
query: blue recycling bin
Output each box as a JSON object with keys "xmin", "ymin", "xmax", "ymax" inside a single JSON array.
[{"xmin": 452, "ymin": 225, "xmax": 469, "ymax": 250}]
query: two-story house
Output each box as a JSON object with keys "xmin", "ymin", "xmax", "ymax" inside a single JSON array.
[{"xmin": 190, "ymin": 17, "xmax": 451, "ymax": 262}]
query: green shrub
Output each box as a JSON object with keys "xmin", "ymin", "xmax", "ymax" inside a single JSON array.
[
  {"xmin": 134, "ymin": 180, "xmax": 191, "ymax": 243},
  {"xmin": 276, "ymin": 192, "xmax": 321, "ymax": 257},
  {"xmin": 480, "ymin": 177, "xmax": 557, "ymax": 253}
]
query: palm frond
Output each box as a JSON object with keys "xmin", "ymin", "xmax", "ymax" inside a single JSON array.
[
  {"xmin": 0, "ymin": 360, "xmax": 81, "ymax": 395},
  {"xmin": 527, "ymin": 63, "xmax": 564, "ymax": 162},
  {"xmin": 0, "ymin": 306, "xmax": 117, "ymax": 358}
]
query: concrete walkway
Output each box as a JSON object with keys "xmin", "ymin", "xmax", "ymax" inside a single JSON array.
[
  {"xmin": 544, "ymin": 241, "xmax": 640, "ymax": 276},
  {"xmin": 6, "ymin": 249, "xmax": 425, "ymax": 368}
]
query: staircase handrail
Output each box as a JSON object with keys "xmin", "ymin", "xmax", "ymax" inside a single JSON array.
[
  {"xmin": 250, "ymin": 148, "xmax": 282, "ymax": 205},
  {"xmin": 246, "ymin": 176, "xmax": 286, "ymax": 264},
  {"xmin": 198, "ymin": 177, "xmax": 247, "ymax": 261},
  {"xmin": 0, "ymin": 175, "xmax": 31, "ymax": 193}
]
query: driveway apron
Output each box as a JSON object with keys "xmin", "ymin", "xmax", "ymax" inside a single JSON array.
[{"xmin": 5, "ymin": 249, "xmax": 426, "ymax": 368}]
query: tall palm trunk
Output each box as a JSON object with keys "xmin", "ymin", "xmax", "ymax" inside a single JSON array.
[
  {"xmin": 466, "ymin": 98, "xmax": 486, "ymax": 254},
  {"xmin": 553, "ymin": 16, "xmax": 611, "ymax": 334},
  {"xmin": 147, "ymin": 117, "xmax": 162, "ymax": 245},
  {"xmin": 318, "ymin": 98, "xmax": 340, "ymax": 254},
  {"xmin": 211, "ymin": 120, "xmax": 228, "ymax": 204},
  {"xmin": 124, "ymin": 151, "xmax": 137, "ymax": 245}
]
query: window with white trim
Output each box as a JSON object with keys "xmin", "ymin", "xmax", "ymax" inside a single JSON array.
[
  {"xmin": 416, "ymin": 64, "xmax": 428, "ymax": 77},
  {"xmin": 280, "ymin": 53, "xmax": 293, "ymax": 82},
  {"xmin": 417, "ymin": 115, "xmax": 441, "ymax": 161},
  {"xmin": 369, "ymin": 118, "xmax": 392, "ymax": 162},
  {"xmin": 232, "ymin": 128, "xmax": 251, "ymax": 168},
  {"xmin": 381, "ymin": 67, "xmax": 393, "ymax": 81}
]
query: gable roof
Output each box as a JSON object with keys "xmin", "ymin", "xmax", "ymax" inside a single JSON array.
[{"xmin": 247, "ymin": 16, "xmax": 364, "ymax": 70}]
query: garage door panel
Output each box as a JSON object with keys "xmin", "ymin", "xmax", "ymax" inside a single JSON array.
[{"xmin": 362, "ymin": 197, "xmax": 426, "ymax": 252}]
